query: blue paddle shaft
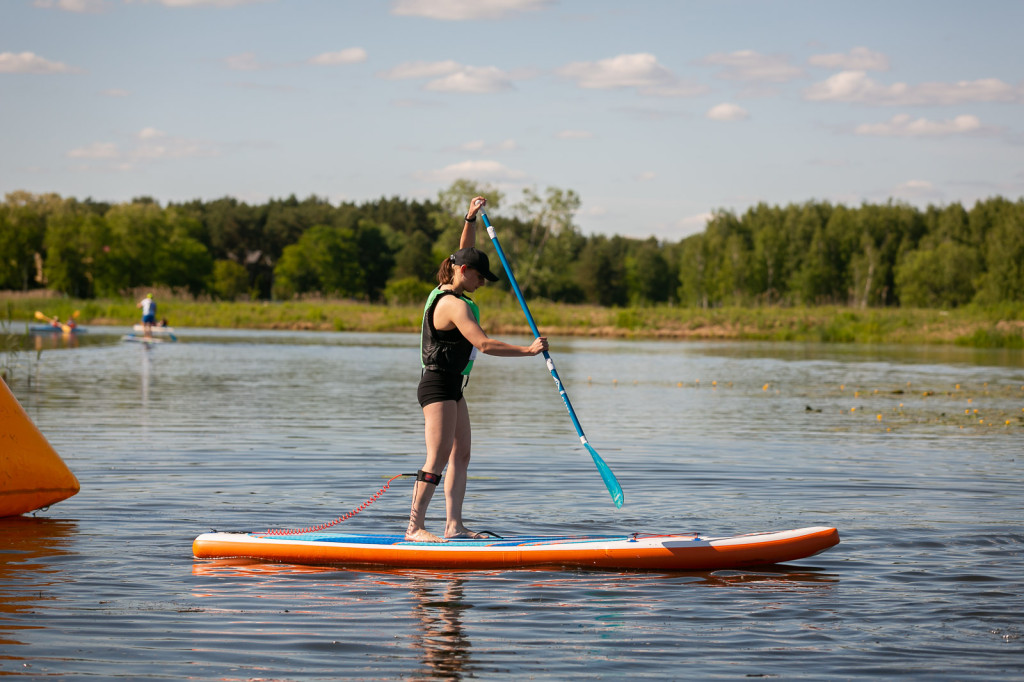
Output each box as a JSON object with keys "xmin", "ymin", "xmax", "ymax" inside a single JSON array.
[{"xmin": 480, "ymin": 212, "xmax": 624, "ymax": 508}]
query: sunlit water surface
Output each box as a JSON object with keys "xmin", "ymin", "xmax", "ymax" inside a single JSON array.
[{"xmin": 2, "ymin": 328, "xmax": 1022, "ymax": 679}]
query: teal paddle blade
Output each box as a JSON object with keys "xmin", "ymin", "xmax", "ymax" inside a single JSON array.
[{"xmin": 587, "ymin": 443, "xmax": 624, "ymax": 508}]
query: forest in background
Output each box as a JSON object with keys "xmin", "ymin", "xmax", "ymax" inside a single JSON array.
[{"xmin": 1, "ymin": 181, "xmax": 1023, "ymax": 310}]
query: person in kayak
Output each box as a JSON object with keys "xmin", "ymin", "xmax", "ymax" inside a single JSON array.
[{"xmin": 408, "ymin": 196, "xmax": 548, "ymax": 543}]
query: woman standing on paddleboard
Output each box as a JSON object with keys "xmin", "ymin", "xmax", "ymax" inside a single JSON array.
[{"xmin": 408, "ymin": 196, "xmax": 548, "ymax": 543}]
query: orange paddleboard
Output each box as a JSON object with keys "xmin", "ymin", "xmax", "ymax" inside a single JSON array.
[
  {"xmin": 0, "ymin": 379, "xmax": 80, "ymax": 517},
  {"xmin": 193, "ymin": 526, "xmax": 840, "ymax": 571}
]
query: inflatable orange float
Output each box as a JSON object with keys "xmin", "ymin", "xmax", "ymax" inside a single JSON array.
[{"xmin": 0, "ymin": 379, "xmax": 79, "ymax": 517}]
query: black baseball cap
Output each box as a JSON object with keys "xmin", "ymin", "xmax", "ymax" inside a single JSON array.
[{"xmin": 452, "ymin": 247, "xmax": 499, "ymax": 281}]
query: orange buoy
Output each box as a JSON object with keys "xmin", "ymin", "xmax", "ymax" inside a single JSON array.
[{"xmin": 0, "ymin": 379, "xmax": 79, "ymax": 517}]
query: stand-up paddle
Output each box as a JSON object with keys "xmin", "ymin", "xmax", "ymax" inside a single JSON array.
[{"xmin": 480, "ymin": 211, "xmax": 624, "ymax": 508}]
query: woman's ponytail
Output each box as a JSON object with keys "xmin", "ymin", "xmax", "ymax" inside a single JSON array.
[{"xmin": 436, "ymin": 256, "xmax": 456, "ymax": 285}]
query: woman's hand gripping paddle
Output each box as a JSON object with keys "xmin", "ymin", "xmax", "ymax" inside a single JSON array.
[{"xmin": 480, "ymin": 212, "xmax": 624, "ymax": 508}]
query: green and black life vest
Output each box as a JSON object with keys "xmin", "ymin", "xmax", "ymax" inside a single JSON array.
[{"xmin": 420, "ymin": 287, "xmax": 480, "ymax": 376}]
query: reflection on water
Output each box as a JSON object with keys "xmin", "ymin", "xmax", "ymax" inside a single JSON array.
[
  {"xmin": 409, "ymin": 577, "xmax": 472, "ymax": 679},
  {"xmin": 0, "ymin": 517, "xmax": 78, "ymax": 653},
  {"xmin": 2, "ymin": 331, "xmax": 1022, "ymax": 679},
  {"xmin": 31, "ymin": 332, "xmax": 80, "ymax": 352},
  {"xmin": 189, "ymin": 559, "xmax": 839, "ymax": 680}
]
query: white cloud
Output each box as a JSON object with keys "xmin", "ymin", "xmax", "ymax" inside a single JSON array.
[
  {"xmin": 101, "ymin": 88, "xmax": 131, "ymax": 97},
  {"xmin": 701, "ymin": 50, "xmax": 805, "ymax": 82},
  {"xmin": 230, "ymin": 81, "xmax": 298, "ymax": 93},
  {"xmin": 390, "ymin": 0, "xmax": 551, "ymax": 21},
  {"xmin": 557, "ymin": 130, "xmax": 594, "ymax": 139},
  {"xmin": 391, "ymin": 97, "xmax": 445, "ymax": 108},
  {"xmin": 414, "ymin": 159, "xmax": 527, "ymax": 183},
  {"xmin": 677, "ymin": 212, "xmax": 713, "ymax": 237},
  {"xmin": 67, "ymin": 142, "xmax": 119, "ymax": 159},
  {"xmin": 0, "ymin": 51, "xmax": 80, "ymax": 74},
  {"xmin": 706, "ymin": 102, "xmax": 749, "ymax": 121},
  {"xmin": 456, "ymin": 139, "xmax": 517, "ymax": 153},
  {"xmin": 854, "ymin": 113, "xmax": 985, "ymax": 137},
  {"xmin": 135, "ymin": 135, "xmax": 218, "ymax": 160},
  {"xmin": 134, "ymin": 0, "xmax": 272, "ymax": 7},
  {"xmin": 378, "ymin": 60, "xmax": 462, "ymax": 80},
  {"xmin": 808, "ymin": 157, "xmax": 853, "ymax": 168},
  {"xmin": 137, "ymin": 127, "xmax": 166, "ymax": 140},
  {"xmin": 66, "ymin": 128, "xmax": 219, "ymax": 166},
  {"xmin": 308, "ymin": 48, "xmax": 367, "ymax": 66},
  {"xmin": 424, "ymin": 66, "xmax": 514, "ymax": 93},
  {"xmin": 379, "ymin": 59, "xmax": 521, "ymax": 92},
  {"xmin": 557, "ymin": 53, "xmax": 707, "ymax": 96},
  {"xmin": 636, "ymin": 171, "xmax": 656, "ymax": 181},
  {"xmin": 33, "ymin": 0, "xmax": 111, "ymax": 13},
  {"xmin": 808, "ymin": 46, "xmax": 889, "ymax": 71},
  {"xmin": 892, "ymin": 179, "xmax": 942, "ymax": 200},
  {"xmin": 224, "ymin": 52, "xmax": 263, "ymax": 71},
  {"xmin": 805, "ymin": 70, "xmax": 1021, "ymax": 105}
]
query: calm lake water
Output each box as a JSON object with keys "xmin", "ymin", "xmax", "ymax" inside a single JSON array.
[{"xmin": 2, "ymin": 327, "xmax": 1023, "ymax": 679}]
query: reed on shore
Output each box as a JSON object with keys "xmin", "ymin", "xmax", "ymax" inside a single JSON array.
[{"xmin": 2, "ymin": 291, "xmax": 1022, "ymax": 348}]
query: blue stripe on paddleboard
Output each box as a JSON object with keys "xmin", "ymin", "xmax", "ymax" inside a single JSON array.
[{"xmin": 256, "ymin": 533, "xmax": 629, "ymax": 547}]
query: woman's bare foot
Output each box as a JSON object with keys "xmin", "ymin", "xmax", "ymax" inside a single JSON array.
[
  {"xmin": 405, "ymin": 528, "xmax": 446, "ymax": 543},
  {"xmin": 445, "ymin": 525, "xmax": 487, "ymax": 539}
]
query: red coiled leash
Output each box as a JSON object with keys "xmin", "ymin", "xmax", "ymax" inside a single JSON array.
[{"xmin": 263, "ymin": 473, "xmax": 412, "ymax": 536}]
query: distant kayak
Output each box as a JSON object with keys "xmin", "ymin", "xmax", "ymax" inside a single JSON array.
[
  {"xmin": 193, "ymin": 526, "xmax": 841, "ymax": 571},
  {"xmin": 29, "ymin": 325, "xmax": 86, "ymax": 334}
]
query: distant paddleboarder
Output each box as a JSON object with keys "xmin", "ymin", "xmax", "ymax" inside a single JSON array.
[
  {"xmin": 137, "ymin": 293, "xmax": 157, "ymax": 339},
  {"xmin": 408, "ymin": 196, "xmax": 548, "ymax": 543}
]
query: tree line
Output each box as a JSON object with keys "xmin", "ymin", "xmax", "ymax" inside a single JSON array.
[{"xmin": 1, "ymin": 182, "xmax": 1022, "ymax": 308}]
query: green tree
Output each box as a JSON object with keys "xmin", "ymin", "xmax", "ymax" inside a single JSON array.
[
  {"xmin": 354, "ymin": 220, "xmax": 395, "ymax": 301},
  {"xmin": 626, "ymin": 238, "xmax": 672, "ymax": 305},
  {"xmin": 392, "ymin": 230, "xmax": 436, "ymax": 282},
  {"xmin": 431, "ymin": 179, "xmax": 504, "ymax": 257},
  {"xmin": 895, "ymin": 241, "xmax": 983, "ymax": 307},
  {"xmin": 0, "ymin": 191, "xmax": 63, "ymax": 290},
  {"xmin": 575, "ymin": 235, "xmax": 628, "ymax": 306},
  {"xmin": 155, "ymin": 208, "xmax": 213, "ymax": 295},
  {"xmin": 699, "ymin": 210, "xmax": 750, "ymax": 306},
  {"xmin": 102, "ymin": 201, "xmax": 168, "ymax": 292},
  {"xmin": 211, "ymin": 260, "xmax": 250, "ymax": 300},
  {"xmin": 974, "ymin": 200, "xmax": 1024, "ymax": 303},
  {"xmin": 272, "ymin": 224, "xmax": 363, "ymax": 299},
  {"xmin": 748, "ymin": 203, "xmax": 789, "ymax": 304},
  {"xmin": 850, "ymin": 202, "xmax": 918, "ymax": 307},
  {"xmin": 43, "ymin": 209, "xmax": 106, "ymax": 298},
  {"xmin": 677, "ymin": 233, "xmax": 710, "ymax": 307},
  {"xmin": 508, "ymin": 186, "xmax": 582, "ymax": 297}
]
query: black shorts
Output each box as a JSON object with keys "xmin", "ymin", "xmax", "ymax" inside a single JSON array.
[{"xmin": 417, "ymin": 369, "xmax": 466, "ymax": 407}]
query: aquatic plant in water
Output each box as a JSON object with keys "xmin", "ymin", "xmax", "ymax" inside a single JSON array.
[{"xmin": 0, "ymin": 303, "xmax": 39, "ymax": 386}]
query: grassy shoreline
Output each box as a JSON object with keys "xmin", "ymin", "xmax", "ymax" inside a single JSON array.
[{"xmin": 3, "ymin": 293, "xmax": 1023, "ymax": 347}]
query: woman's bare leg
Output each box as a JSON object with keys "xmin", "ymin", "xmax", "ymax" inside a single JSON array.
[
  {"xmin": 444, "ymin": 399, "xmax": 483, "ymax": 538},
  {"xmin": 407, "ymin": 400, "xmax": 456, "ymax": 542}
]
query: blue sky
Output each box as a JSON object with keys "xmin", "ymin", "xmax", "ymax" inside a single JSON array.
[{"xmin": 2, "ymin": 0, "xmax": 1022, "ymax": 240}]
